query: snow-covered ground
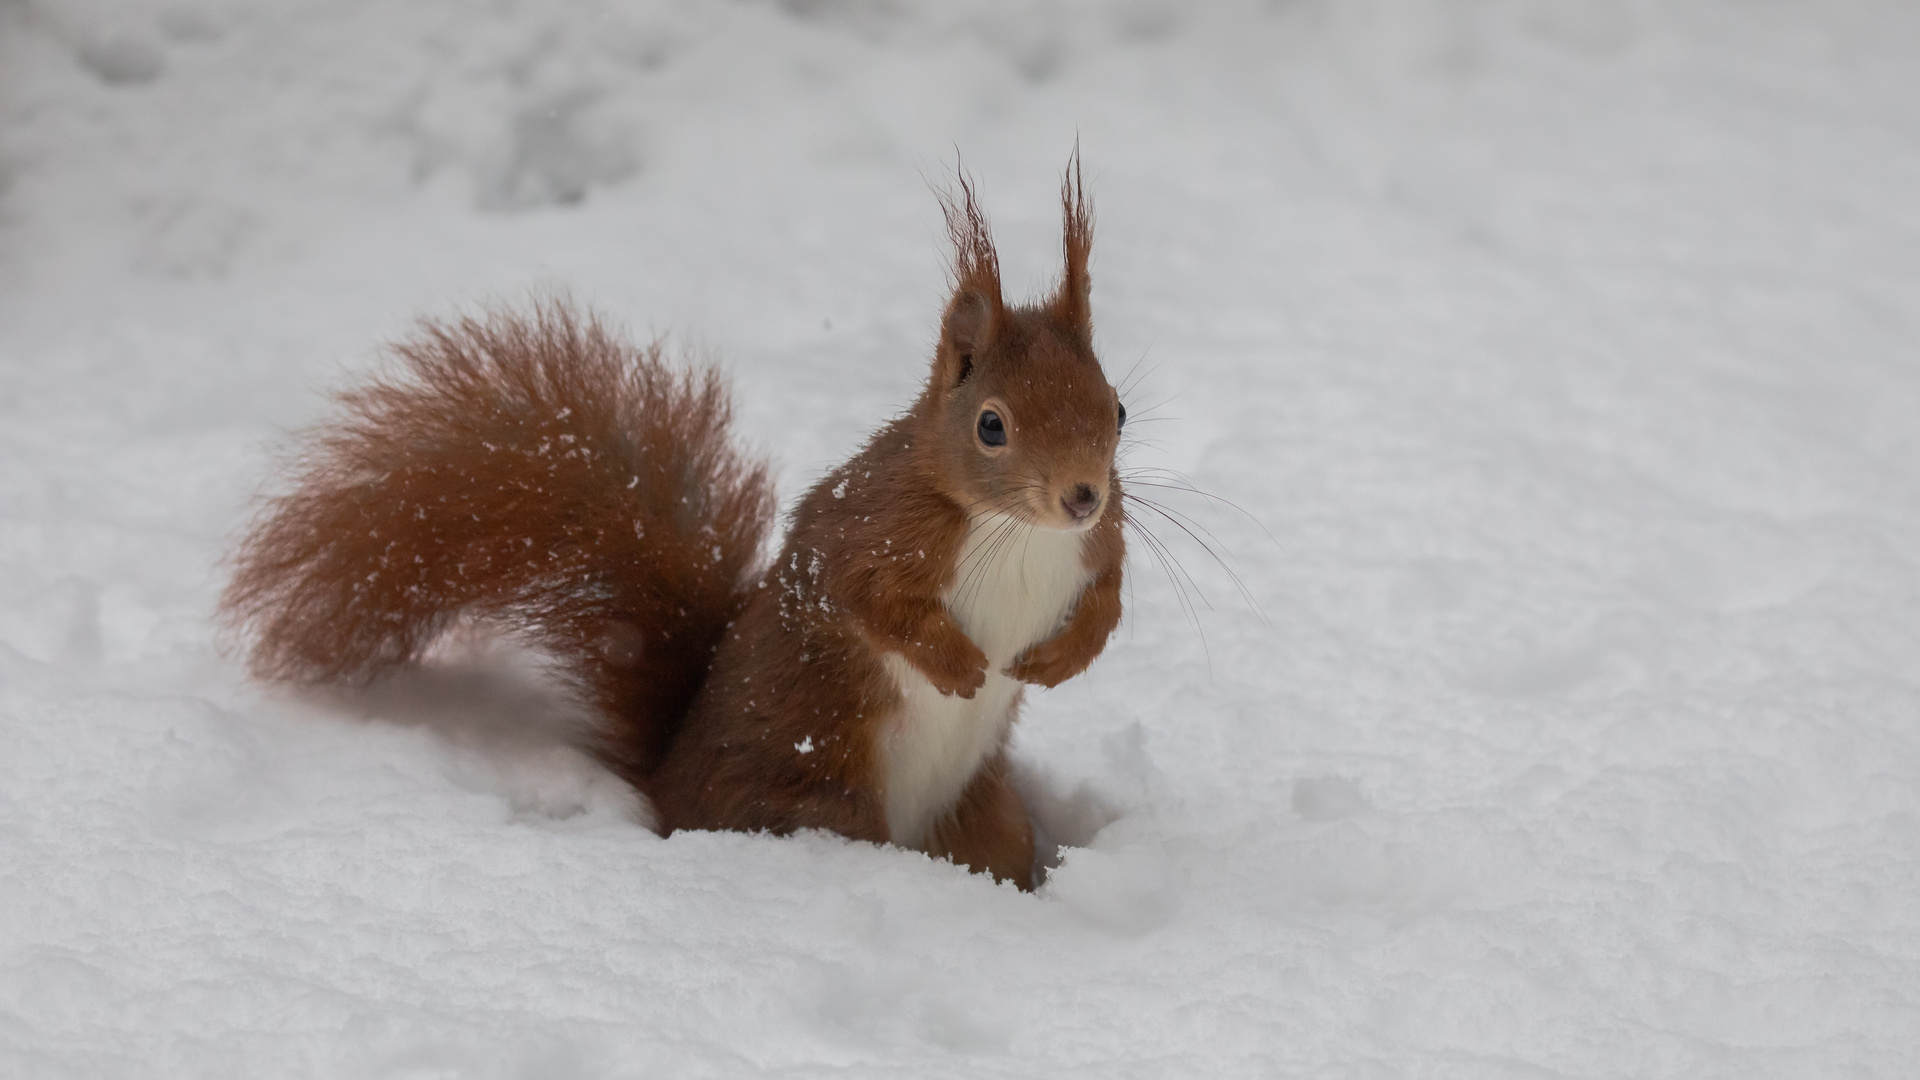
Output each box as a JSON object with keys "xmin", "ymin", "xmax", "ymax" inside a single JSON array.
[{"xmin": 5, "ymin": 0, "xmax": 1920, "ymax": 1075}]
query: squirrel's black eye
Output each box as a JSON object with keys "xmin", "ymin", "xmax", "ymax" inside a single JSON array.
[
  {"xmin": 1117, "ymin": 401, "xmax": 1127, "ymax": 431},
  {"xmin": 977, "ymin": 410, "xmax": 1007, "ymax": 447}
]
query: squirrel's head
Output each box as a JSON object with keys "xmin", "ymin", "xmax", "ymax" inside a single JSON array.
[{"xmin": 926, "ymin": 158, "xmax": 1123, "ymax": 533}]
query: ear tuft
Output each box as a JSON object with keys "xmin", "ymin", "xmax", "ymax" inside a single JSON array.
[
  {"xmin": 936, "ymin": 166, "xmax": 1005, "ymax": 387},
  {"xmin": 1051, "ymin": 146, "xmax": 1093, "ymax": 336}
]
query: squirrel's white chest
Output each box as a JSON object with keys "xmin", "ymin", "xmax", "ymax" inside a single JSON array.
[{"xmin": 878, "ymin": 512, "xmax": 1092, "ymax": 848}]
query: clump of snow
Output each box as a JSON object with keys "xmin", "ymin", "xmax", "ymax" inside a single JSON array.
[{"xmin": 4, "ymin": 0, "xmax": 1920, "ymax": 1076}]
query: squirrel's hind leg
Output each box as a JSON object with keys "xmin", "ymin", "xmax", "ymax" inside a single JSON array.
[{"xmin": 924, "ymin": 751, "xmax": 1036, "ymax": 890}]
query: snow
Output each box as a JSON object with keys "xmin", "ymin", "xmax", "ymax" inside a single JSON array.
[{"xmin": 4, "ymin": 0, "xmax": 1920, "ymax": 1075}]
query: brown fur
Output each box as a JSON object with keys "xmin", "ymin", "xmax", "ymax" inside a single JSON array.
[
  {"xmin": 925, "ymin": 750, "xmax": 1036, "ymax": 886},
  {"xmin": 223, "ymin": 162, "xmax": 1126, "ymax": 891},
  {"xmin": 221, "ymin": 304, "xmax": 775, "ymax": 778}
]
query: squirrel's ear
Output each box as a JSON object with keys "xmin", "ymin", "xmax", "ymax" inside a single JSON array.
[
  {"xmin": 1049, "ymin": 149, "xmax": 1093, "ymax": 338},
  {"xmin": 936, "ymin": 168, "xmax": 1005, "ymax": 388},
  {"xmin": 939, "ymin": 287, "xmax": 998, "ymax": 388}
]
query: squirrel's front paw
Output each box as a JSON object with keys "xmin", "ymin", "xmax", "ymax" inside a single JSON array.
[
  {"xmin": 919, "ymin": 640, "xmax": 989, "ymax": 699},
  {"xmin": 1005, "ymin": 639, "xmax": 1092, "ymax": 689}
]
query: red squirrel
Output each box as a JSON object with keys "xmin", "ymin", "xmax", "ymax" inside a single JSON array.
[{"xmin": 222, "ymin": 163, "xmax": 1125, "ymax": 890}]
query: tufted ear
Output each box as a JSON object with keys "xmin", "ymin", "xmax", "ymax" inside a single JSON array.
[
  {"xmin": 936, "ymin": 170, "xmax": 1004, "ymax": 389},
  {"xmin": 1050, "ymin": 148, "xmax": 1093, "ymax": 338}
]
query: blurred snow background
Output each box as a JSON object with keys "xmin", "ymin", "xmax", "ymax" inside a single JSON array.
[{"xmin": 4, "ymin": 0, "xmax": 1920, "ymax": 1075}]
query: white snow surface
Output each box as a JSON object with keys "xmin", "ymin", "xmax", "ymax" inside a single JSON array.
[{"xmin": 4, "ymin": 1, "xmax": 1920, "ymax": 1075}]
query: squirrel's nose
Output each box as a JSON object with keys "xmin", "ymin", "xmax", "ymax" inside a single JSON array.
[{"xmin": 1062, "ymin": 483, "xmax": 1100, "ymax": 521}]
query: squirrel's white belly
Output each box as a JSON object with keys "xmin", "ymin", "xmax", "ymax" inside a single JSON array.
[{"xmin": 879, "ymin": 512, "xmax": 1092, "ymax": 849}]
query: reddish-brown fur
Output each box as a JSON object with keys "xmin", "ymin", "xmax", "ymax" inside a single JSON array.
[
  {"xmin": 223, "ymin": 160, "xmax": 1124, "ymax": 890},
  {"xmin": 221, "ymin": 306, "xmax": 776, "ymax": 779}
]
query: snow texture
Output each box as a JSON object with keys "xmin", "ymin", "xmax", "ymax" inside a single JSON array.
[{"xmin": 4, "ymin": 0, "xmax": 1920, "ymax": 1076}]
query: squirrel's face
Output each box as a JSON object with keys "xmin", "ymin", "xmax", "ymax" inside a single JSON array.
[
  {"xmin": 933, "ymin": 306, "xmax": 1122, "ymax": 533},
  {"xmin": 928, "ymin": 161, "xmax": 1114, "ymax": 532}
]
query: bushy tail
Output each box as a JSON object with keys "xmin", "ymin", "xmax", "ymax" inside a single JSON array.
[{"xmin": 221, "ymin": 301, "xmax": 776, "ymax": 779}]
